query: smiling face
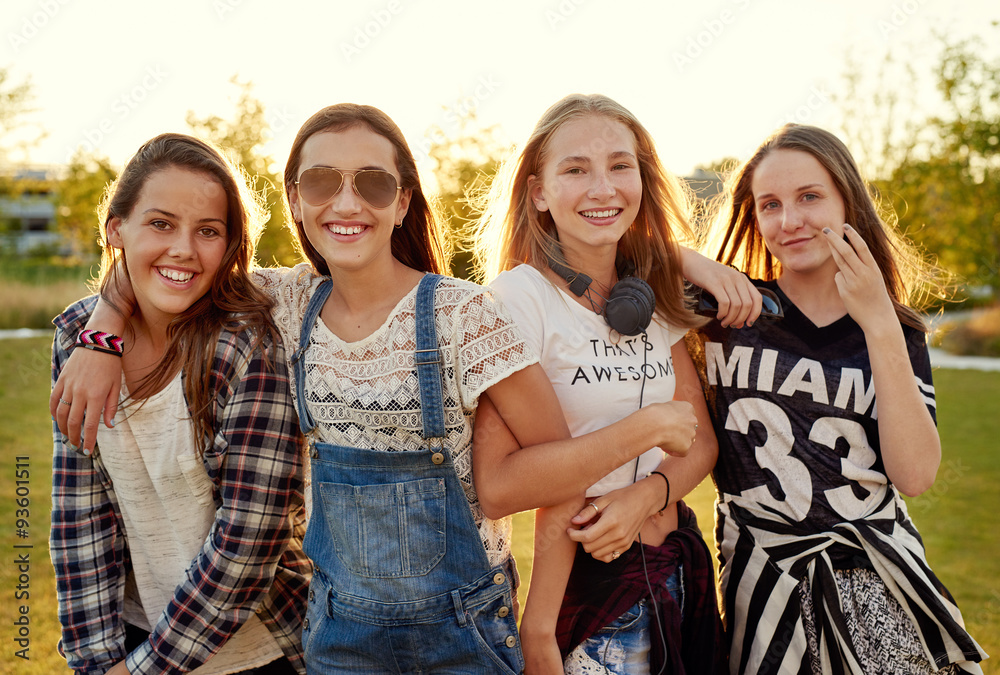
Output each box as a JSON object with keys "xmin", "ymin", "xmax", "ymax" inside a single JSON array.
[
  {"xmin": 530, "ymin": 114, "xmax": 642, "ymax": 261},
  {"xmin": 752, "ymin": 148, "xmax": 847, "ymax": 280},
  {"xmin": 107, "ymin": 166, "xmax": 228, "ymax": 331},
  {"xmin": 288, "ymin": 127, "xmax": 411, "ymax": 276}
]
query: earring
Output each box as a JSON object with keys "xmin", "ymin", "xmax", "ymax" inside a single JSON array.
[{"xmin": 394, "ymin": 221, "xmax": 402, "ymax": 229}]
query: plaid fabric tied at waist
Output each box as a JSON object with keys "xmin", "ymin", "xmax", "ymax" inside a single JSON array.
[{"xmin": 556, "ymin": 501, "xmax": 726, "ymax": 675}]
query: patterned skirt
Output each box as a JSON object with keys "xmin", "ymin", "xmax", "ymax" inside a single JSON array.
[{"xmin": 798, "ymin": 568, "xmax": 971, "ymax": 674}]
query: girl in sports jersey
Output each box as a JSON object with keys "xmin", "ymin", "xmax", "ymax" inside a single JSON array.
[
  {"xmin": 695, "ymin": 123, "xmax": 987, "ymax": 674},
  {"xmin": 473, "ymin": 93, "xmax": 752, "ymax": 675},
  {"xmin": 51, "ymin": 104, "xmax": 712, "ymax": 674},
  {"xmin": 49, "ymin": 134, "xmax": 310, "ymax": 674}
]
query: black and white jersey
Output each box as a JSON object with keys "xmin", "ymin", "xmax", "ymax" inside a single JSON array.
[
  {"xmin": 688, "ymin": 281, "xmax": 985, "ymax": 674},
  {"xmin": 697, "ymin": 281, "xmax": 935, "ymax": 534}
]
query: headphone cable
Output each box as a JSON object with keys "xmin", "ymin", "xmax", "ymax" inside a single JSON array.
[{"xmin": 632, "ymin": 327, "xmax": 670, "ymax": 675}]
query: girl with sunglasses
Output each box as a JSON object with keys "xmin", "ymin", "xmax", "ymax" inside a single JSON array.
[
  {"xmin": 53, "ymin": 104, "xmax": 740, "ymax": 673},
  {"xmin": 472, "ymin": 93, "xmax": 761, "ymax": 675},
  {"xmin": 49, "ymin": 134, "xmax": 309, "ymax": 675},
  {"xmin": 693, "ymin": 124, "xmax": 987, "ymax": 674}
]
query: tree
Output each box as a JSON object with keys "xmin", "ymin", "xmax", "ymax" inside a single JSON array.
[
  {"xmin": 0, "ymin": 67, "xmax": 44, "ymax": 166},
  {"xmin": 0, "ymin": 69, "xmax": 51, "ymax": 256},
  {"xmin": 833, "ymin": 32, "xmax": 1000, "ymax": 300},
  {"xmin": 56, "ymin": 148, "xmax": 116, "ymax": 261},
  {"xmin": 426, "ymin": 107, "xmax": 508, "ymax": 279},
  {"xmin": 880, "ymin": 36, "xmax": 1000, "ymax": 297},
  {"xmin": 186, "ymin": 77, "xmax": 298, "ymax": 267}
]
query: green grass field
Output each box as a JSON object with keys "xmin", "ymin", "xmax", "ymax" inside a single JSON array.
[
  {"xmin": 1, "ymin": 336, "xmax": 995, "ymax": 673},
  {"xmin": 0, "ymin": 260, "xmax": 94, "ymax": 330}
]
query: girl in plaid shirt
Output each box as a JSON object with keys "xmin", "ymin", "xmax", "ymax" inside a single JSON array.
[
  {"xmin": 49, "ymin": 134, "xmax": 309, "ymax": 674},
  {"xmin": 53, "ymin": 106, "xmax": 732, "ymax": 673}
]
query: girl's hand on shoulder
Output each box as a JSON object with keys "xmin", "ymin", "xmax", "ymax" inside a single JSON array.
[
  {"xmin": 51, "ymin": 345, "xmax": 123, "ymax": 455},
  {"xmin": 823, "ymin": 225, "xmax": 896, "ymax": 335},
  {"xmin": 680, "ymin": 249, "xmax": 763, "ymax": 327}
]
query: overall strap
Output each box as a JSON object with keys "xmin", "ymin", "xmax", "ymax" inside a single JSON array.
[
  {"xmin": 291, "ymin": 278, "xmax": 333, "ymax": 435},
  {"xmin": 414, "ymin": 274, "xmax": 446, "ymax": 446}
]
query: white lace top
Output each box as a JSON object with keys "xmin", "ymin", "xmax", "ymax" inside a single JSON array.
[{"xmin": 254, "ymin": 264, "xmax": 537, "ymax": 567}]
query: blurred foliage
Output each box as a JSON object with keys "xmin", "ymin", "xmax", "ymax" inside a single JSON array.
[
  {"xmin": 0, "ymin": 66, "xmax": 44, "ymax": 167},
  {"xmin": 937, "ymin": 306, "xmax": 1000, "ymax": 357},
  {"xmin": 426, "ymin": 107, "xmax": 508, "ymax": 280},
  {"xmin": 56, "ymin": 148, "xmax": 116, "ymax": 261},
  {"xmin": 186, "ymin": 76, "xmax": 299, "ymax": 267},
  {"xmin": 837, "ymin": 33, "xmax": 1000, "ymax": 302}
]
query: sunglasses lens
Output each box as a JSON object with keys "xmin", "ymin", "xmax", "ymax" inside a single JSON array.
[
  {"xmin": 355, "ymin": 171, "xmax": 399, "ymax": 208},
  {"xmin": 758, "ymin": 289, "xmax": 783, "ymax": 319},
  {"xmin": 298, "ymin": 168, "xmax": 343, "ymax": 206},
  {"xmin": 700, "ymin": 295, "xmax": 718, "ymax": 312}
]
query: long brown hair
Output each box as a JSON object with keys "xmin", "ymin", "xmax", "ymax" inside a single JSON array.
[
  {"xmin": 98, "ymin": 133, "xmax": 276, "ymax": 452},
  {"xmin": 704, "ymin": 123, "xmax": 942, "ymax": 332},
  {"xmin": 472, "ymin": 93, "xmax": 703, "ymax": 330},
  {"xmin": 282, "ymin": 103, "xmax": 447, "ymax": 276}
]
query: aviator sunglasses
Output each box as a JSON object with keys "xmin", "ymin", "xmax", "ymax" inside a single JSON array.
[
  {"xmin": 295, "ymin": 167, "xmax": 402, "ymax": 209},
  {"xmin": 693, "ymin": 285, "xmax": 784, "ymax": 321}
]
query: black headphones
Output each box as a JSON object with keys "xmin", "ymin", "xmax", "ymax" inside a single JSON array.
[{"xmin": 547, "ymin": 255, "xmax": 655, "ymax": 336}]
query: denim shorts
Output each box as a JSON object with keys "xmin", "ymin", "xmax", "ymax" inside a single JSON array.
[{"xmin": 563, "ymin": 566, "xmax": 684, "ymax": 675}]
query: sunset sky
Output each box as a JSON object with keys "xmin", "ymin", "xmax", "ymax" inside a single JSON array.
[{"xmin": 3, "ymin": 0, "xmax": 997, "ymax": 182}]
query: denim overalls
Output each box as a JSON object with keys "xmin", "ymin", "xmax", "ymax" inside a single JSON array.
[{"xmin": 293, "ymin": 275, "xmax": 524, "ymax": 674}]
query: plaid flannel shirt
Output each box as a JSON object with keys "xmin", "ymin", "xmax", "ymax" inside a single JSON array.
[{"xmin": 49, "ymin": 296, "xmax": 311, "ymax": 675}]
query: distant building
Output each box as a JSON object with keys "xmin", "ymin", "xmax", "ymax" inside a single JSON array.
[
  {"xmin": 684, "ymin": 168, "xmax": 725, "ymax": 201},
  {"xmin": 683, "ymin": 168, "xmax": 726, "ymax": 233},
  {"xmin": 0, "ymin": 167, "xmax": 64, "ymax": 255}
]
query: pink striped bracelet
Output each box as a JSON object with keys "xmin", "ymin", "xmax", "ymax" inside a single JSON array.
[{"xmin": 76, "ymin": 330, "xmax": 124, "ymax": 357}]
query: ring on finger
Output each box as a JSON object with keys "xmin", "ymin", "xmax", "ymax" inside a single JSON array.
[
  {"xmin": 589, "ymin": 502, "xmax": 600, "ymax": 515},
  {"xmin": 59, "ymin": 398, "xmax": 71, "ymax": 406},
  {"xmin": 611, "ymin": 550, "xmax": 621, "ymax": 560}
]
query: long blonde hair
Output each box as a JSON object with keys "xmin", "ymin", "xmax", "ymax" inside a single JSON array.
[
  {"xmin": 703, "ymin": 124, "xmax": 945, "ymax": 332},
  {"xmin": 471, "ymin": 93, "xmax": 703, "ymax": 330}
]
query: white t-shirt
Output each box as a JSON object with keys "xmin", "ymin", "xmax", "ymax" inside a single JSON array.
[
  {"xmin": 254, "ymin": 264, "xmax": 537, "ymax": 567},
  {"xmin": 490, "ymin": 264, "xmax": 686, "ymax": 497},
  {"xmin": 97, "ymin": 374, "xmax": 282, "ymax": 675}
]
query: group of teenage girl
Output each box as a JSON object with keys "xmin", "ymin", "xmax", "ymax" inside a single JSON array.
[{"xmin": 48, "ymin": 92, "xmax": 987, "ymax": 674}]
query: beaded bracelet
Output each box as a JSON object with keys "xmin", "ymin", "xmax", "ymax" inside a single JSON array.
[
  {"xmin": 647, "ymin": 470, "xmax": 671, "ymax": 513},
  {"xmin": 76, "ymin": 330, "xmax": 124, "ymax": 357}
]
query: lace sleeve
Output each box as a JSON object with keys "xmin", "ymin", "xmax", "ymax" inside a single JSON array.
[
  {"xmin": 448, "ymin": 282, "xmax": 538, "ymax": 409},
  {"xmin": 252, "ymin": 264, "xmax": 321, "ymax": 355}
]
